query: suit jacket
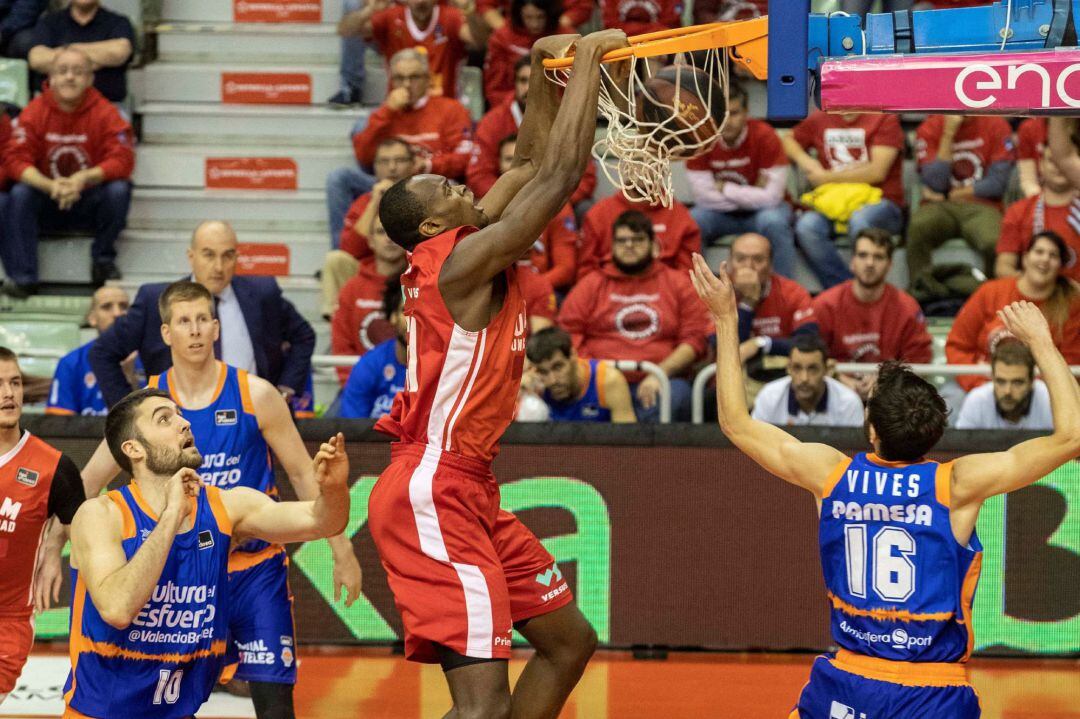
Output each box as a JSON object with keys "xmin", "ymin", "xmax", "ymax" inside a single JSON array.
[{"xmin": 90, "ymin": 275, "xmax": 316, "ymax": 407}]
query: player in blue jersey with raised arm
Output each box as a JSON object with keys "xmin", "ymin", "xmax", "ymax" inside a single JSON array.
[
  {"xmin": 69, "ymin": 280, "xmax": 362, "ymax": 719},
  {"xmin": 689, "ymin": 253, "xmax": 1080, "ymax": 719},
  {"xmin": 63, "ymin": 389, "xmax": 349, "ymax": 719}
]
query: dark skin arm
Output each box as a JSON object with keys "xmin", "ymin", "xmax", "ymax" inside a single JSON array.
[{"xmin": 439, "ymin": 30, "xmax": 629, "ymax": 332}]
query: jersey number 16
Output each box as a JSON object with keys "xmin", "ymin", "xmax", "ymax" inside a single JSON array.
[{"xmin": 844, "ymin": 525, "xmax": 917, "ymax": 602}]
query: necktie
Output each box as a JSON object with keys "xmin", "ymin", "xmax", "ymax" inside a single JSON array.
[{"xmin": 213, "ymin": 295, "xmax": 222, "ymax": 360}]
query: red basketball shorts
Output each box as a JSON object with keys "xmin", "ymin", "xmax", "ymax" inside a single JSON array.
[
  {"xmin": 368, "ymin": 443, "xmax": 573, "ymax": 663},
  {"xmin": 0, "ymin": 616, "xmax": 34, "ymax": 695}
]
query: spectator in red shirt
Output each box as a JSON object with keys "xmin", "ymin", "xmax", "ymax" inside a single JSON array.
[
  {"xmin": 577, "ymin": 191, "xmax": 699, "ymax": 279},
  {"xmin": 2, "ymin": 47, "xmax": 133, "ymax": 297},
  {"xmin": 559, "ymin": 210, "xmax": 712, "ymax": 421},
  {"xmin": 497, "ymin": 135, "xmax": 578, "ymax": 291},
  {"xmin": 341, "ymin": 0, "xmax": 482, "ymax": 100},
  {"xmin": 477, "ymin": 0, "xmax": 591, "ymax": 31},
  {"xmin": 600, "ymin": 0, "xmax": 683, "ymax": 36},
  {"xmin": 687, "ymin": 82, "xmax": 795, "ymax": 278},
  {"xmin": 483, "ymin": 0, "xmax": 560, "ymax": 107},
  {"xmin": 724, "ymin": 233, "xmax": 816, "ymax": 372},
  {"xmin": 321, "ymin": 138, "xmax": 415, "ymax": 317},
  {"xmin": 331, "ymin": 215, "xmax": 408, "ymax": 385},
  {"xmin": 467, "ymin": 56, "xmax": 596, "ymax": 212},
  {"xmin": 325, "ymin": 48, "xmax": 474, "ymax": 249},
  {"xmin": 947, "ymin": 231, "xmax": 1080, "ymax": 391},
  {"xmin": 799, "ymin": 228, "xmax": 932, "ymax": 399},
  {"xmin": 906, "ymin": 114, "xmax": 1015, "ymax": 286},
  {"xmin": 996, "ymin": 147, "xmax": 1080, "ymax": 283},
  {"xmin": 782, "ymin": 110, "xmax": 905, "ymax": 289},
  {"xmin": 693, "ymin": 0, "xmax": 766, "ymax": 22},
  {"xmin": 1016, "ymin": 117, "xmax": 1047, "ymax": 198}
]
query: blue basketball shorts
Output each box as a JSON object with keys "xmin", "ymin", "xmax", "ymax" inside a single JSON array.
[
  {"xmin": 224, "ymin": 547, "xmax": 297, "ymax": 684},
  {"xmin": 789, "ymin": 650, "xmax": 981, "ymax": 719}
]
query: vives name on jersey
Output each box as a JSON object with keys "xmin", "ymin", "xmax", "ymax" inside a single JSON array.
[{"xmin": 831, "ymin": 467, "xmax": 935, "ymax": 527}]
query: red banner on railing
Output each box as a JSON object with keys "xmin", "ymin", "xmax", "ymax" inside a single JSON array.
[
  {"xmin": 205, "ymin": 157, "xmax": 298, "ymax": 190},
  {"xmin": 234, "ymin": 0, "xmax": 321, "ymax": 22},
  {"xmin": 221, "ymin": 72, "xmax": 312, "ymax": 104},
  {"xmin": 236, "ymin": 243, "xmax": 291, "ymax": 276}
]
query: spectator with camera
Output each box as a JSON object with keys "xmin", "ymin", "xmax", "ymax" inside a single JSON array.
[{"xmin": 955, "ymin": 341, "xmax": 1053, "ymax": 430}]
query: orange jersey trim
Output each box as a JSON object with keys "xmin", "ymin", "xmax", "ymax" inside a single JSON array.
[
  {"xmin": 821, "ymin": 457, "xmax": 852, "ymax": 499},
  {"xmin": 865, "ymin": 453, "xmax": 926, "ymax": 469},
  {"xmin": 106, "ymin": 491, "xmax": 137, "ymax": 540},
  {"xmin": 228, "ymin": 543, "xmax": 285, "ymax": 573},
  {"xmin": 206, "ymin": 486, "xmax": 233, "ymax": 536},
  {"xmin": 935, "ymin": 461, "xmax": 954, "ymax": 508},
  {"xmin": 72, "ymin": 637, "xmax": 227, "ymax": 665},
  {"xmin": 960, "ymin": 553, "xmax": 983, "ymax": 661},
  {"xmin": 827, "ymin": 591, "xmax": 954, "ymax": 623},
  {"xmin": 127, "ymin": 482, "xmax": 198, "ymax": 525},
  {"xmin": 594, "ymin": 361, "xmax": 609, "ymax": 409},
  {"xmin": 832, "ymin": 648, "xmax": 971, "ymax": 688},
  {"xmin": 237, "ymin": 368, "xmax": 255, "ymax": 415},
  {"xmin": 65, "ymin": 575, "xmax": 88, "ymax": 705},
  {"xmin": 45, "ymin": 407, "xmax": 76, "ymax": 416}
]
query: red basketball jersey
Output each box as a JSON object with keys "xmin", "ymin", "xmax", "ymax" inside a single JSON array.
[
  {"xmin": 0, "ymin": 433, "xmax": 61, "ymax": 618},
  {"xmin": 375, "ymin": 227, "xmax": 527, "ymax": 463}
]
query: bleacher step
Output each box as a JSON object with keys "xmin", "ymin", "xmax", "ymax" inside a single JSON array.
[
  {"xmin": 156, "ymin": 22, "xmax": 340, "ymax": 64},
  {"xmin": 162, "ymin": 0, "xmax": 344, "ymax": 24},
  {"xmin": 127, "ymin": 188, "xmax": 327, "ymax": 231},
  {"xmin": 138, "ymin": 103, "xmax": 363, "ymax": 146},
  {"xmin": 141, "ymin": 62, "xmax": 338, "ymax": 105},
  {"xmin": 134, "ymin": 144, "xmax": 354, "ymax": 190}
]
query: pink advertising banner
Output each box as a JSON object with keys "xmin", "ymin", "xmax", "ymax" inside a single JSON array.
[{"xmin": 820, "ymin": 49, "xmax": 1080, "ymax": 115}]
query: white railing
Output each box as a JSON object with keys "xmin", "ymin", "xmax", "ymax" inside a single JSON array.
[{"xmin": 692, "ymin": 362, "xmax": 1080, "ymax": 424}]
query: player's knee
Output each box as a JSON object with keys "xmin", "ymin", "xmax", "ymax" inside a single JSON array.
[
  {"xmin": 249, "ymin": 681, "xmax": 295, "ymax": 719},
  {"xmin": 455, "ymin": 695, "xmax": 512, "ymax": 719}
]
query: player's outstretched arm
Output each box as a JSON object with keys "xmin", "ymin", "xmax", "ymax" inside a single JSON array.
[
  {"xmin": 69, "ymin": 469, "xmax": 201, "ymax": 629},
  {"xmin": 689, "ymin": 254, "xmax": 847, "ymax": 496},
  {"xmin": 442, "ymin": 30, "xmax": 628, "ymax": 293},
  {"xmin": 248, "ymin": 377, "xmax": 363, "ymax": 605},
  {"xmin": 222, "ymin": 434, "xmax": 350, "ymax": 545},
  {"xmin": 951, "ymin": 302, "xmax": 1080, "ymax": 506}
]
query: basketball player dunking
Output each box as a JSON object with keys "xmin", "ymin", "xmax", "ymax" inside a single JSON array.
[
  {"xmin": 370, "ymin": 29, "xmax": 628, "ymax": 719},
  {"xmin": 690, "ymin": 254, "xmax": 1080, "ymax": 719}
]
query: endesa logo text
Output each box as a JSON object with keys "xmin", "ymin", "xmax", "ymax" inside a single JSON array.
[{"xmin": 955, "ymin": 61, "xmax": 1080, "ymax": 110}]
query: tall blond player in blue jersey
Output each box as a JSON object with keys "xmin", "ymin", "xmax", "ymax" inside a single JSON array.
[
  {"xmin": 689, "ymin": 253, "xmax": 1080, "ymax": 719},
  {"xmin": 63, "ymin": 390, "xmax": 349, "ymax": 719},
  {"xmin": 70, "ymin": 281, "xmax": 362, "ymax": 719}
]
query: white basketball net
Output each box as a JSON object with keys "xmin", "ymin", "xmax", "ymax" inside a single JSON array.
[{"xmin": 546, "ymin": 46, "xmax": 728, "ymax": 208}]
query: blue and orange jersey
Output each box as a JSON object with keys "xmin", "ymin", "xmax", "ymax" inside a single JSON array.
[
  {"xmin": 820, "ymin": 452, "xmax": 983, "ymax": 664},
  {"xmin": 544, "ymin": 359, "xmax": 612, "ymax": 423},
  {"xmin": 64, "ymin": 484, "xmax": 232, "ymax": 719},
  {"xmin": 150, "ymin": 362, "xmax": 281, "ymax": 564}
]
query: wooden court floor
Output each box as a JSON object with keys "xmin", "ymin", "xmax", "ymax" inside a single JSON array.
[{"xmin": 8, "ymin": 646, "xmax": 1079, "ymax": 718}]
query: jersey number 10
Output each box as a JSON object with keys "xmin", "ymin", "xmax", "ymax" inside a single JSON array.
[
  {"xmin": 844, "ymin": 525, "xmax": 917, "ymax": 602},
  {"xmin": 154, "ymin": 669, "xmax": 183, "ymax": 705}
]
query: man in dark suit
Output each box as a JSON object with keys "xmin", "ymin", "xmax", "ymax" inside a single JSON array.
[{"xmin": 90, "ymin": 220, "xmax": 316, "ymax": 407}]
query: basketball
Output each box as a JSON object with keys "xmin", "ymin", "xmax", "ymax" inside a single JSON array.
[{"xmin": 636, "ymin": 65, "xmax": 726, "ymax": 158}]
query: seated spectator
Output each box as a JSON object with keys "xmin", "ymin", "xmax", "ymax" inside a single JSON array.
[
  {"xmin": 559, "ymin": 210, "xmax": 711, "ymax": 422},
  {"xmin": 751, "ymin": 333, "xmax": 863, "ymax": 427},
  {"xmin": 342, "ymin": 0, "xmax": 480, "ymax": 100},
  {"xmin": 799, "ymin": 228, "xmax": 932, "ymax": 399},
  {"xmin": 89, "ymin": 220, "xmax": 315, "ymax": 407},
  {"xmin": 996, "ymin": 147, "xmax": 1080, "ymax": 283},
  {"xmin": 947, "ymin": 230, "xmax": 1080, "ymax": 391},
  {"xmin": 1, "ymin": 0, "xmax": 46, "ymax": 58},
  {"xmin": 600, "ymin": 0, "xmax": 682, "ymax": 35},
  {"xmin": 466, "ymin": 55, "xmax": 596, "ymax": 213},
  {"xmin": 1016, "ymin": 117, "xmax": 1047, "ymax": 199},
  {"xmin": 524, "ymin": 326, "xmax": 637, "ymax": 422},
  {"xmin": 46, "ymin": 286, "xmax": 139, "ymax": 416},
  {"xmin": 906, "ymin": 114, "xmax": 1014, "ymax": 286},
  {"xmin": 28, "ymin": 0, "xmax": 135, "ymax": 104},
  {"xmin": 687, "ymin": 81, "xmax": 794, "ymax": 277},
  {"xmin": 331, "ymin": 215, "xmax": 407, "ymax": 385},
  {"xmin": 782, "ymin": 109, "xmax": 905, "ymax": 289},
  {"xmin": 693, "ymin": 0, "xmax": 766, "ymax": 22},
  {"xmin": 955, "ymin": 340, "xmax": 1053, "ymax": 430},
  {"xmin": 725, "ymin": 232, "xmax": 815, "ymax": 369},
  {"xmin": 2, "ymin": 47, "xmax": 133, "ymax": 296},
  {"xmin": 339, "ymin": 278, "xmax": 406, "ymax": 419},
  {"xmin": 325, "ymin": 48, "xmax": 474, "ymax": 246},
  {"xmin": 477, "ymin": 0, "xmax": 590, "ymax": 31},
  {"xmin": 577, "ymin": 191, "xmax": 699, "ymax": 279},
  {"xmin": 321, "ymin": 138, "xmax": 414, "ymax": 316},
  {"xmin": 483, "ymin": 0, "xmax": 559, "ymax": 107},
  {"xmin": 497, "ymin": 135, "xmax": 577, "ymax": 291}
]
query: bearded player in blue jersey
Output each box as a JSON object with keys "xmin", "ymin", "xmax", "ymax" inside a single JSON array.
[
  {"xmin": 689, "ymin": 253, "xmax": 1080, "ymax": 719},
  {"xmin": 66, "ymin": 280, "xmax": 362, "ymax": 719}
]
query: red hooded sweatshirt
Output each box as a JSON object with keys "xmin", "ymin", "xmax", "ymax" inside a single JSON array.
[
  {"xmin": 6, "ymin": 86, "xmax": 134, "ymax": 183},
  {"xmin": 331, "ymin": 259, "xmax": 397, "ymax": 385},
  {"xmin": 577, "ymin": 193, "xmax": 700, "ymax": 280},
  {"xmin": 558, "ymin": 261, "xmax": 711, "ymax": 382}
]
